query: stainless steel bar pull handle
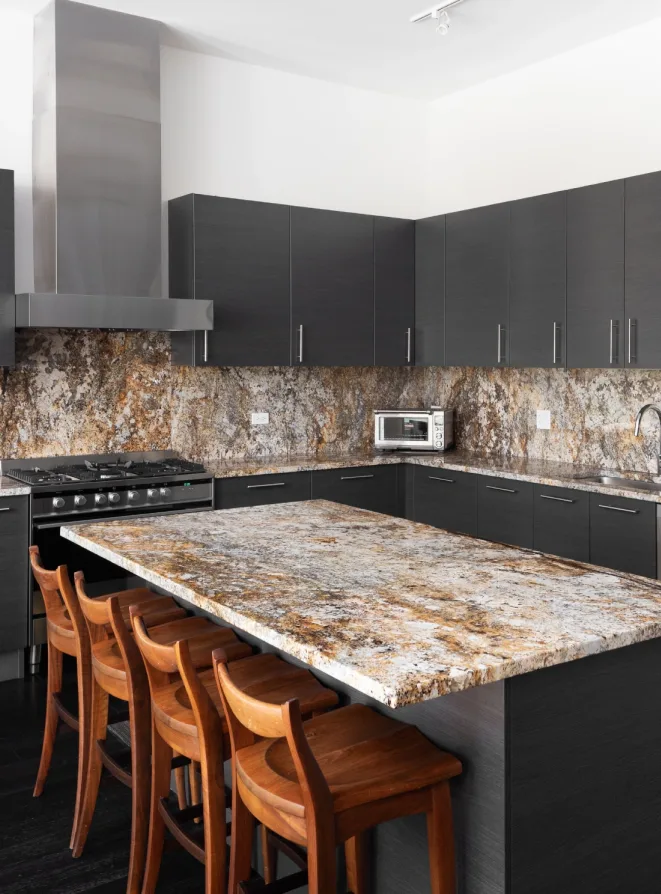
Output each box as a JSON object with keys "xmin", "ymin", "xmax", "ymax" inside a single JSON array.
[
  {"xmin": 539, "ymin": 494, "xmax": 574, "ymax": 504},
  {"xmin": 628, "ymin": 318, "xmax": 637, "ymax": 364},
  {"xmin": 486, "ymin": 485, "xmax": 517, "ymax": 494},
  {"xmin": 203, "ymin": 330, "xmax": 209, "ymax": 363},
  {"xmin": 406, "ymin": 328, "xmax": 412, "ymax": 364},
  {"xmin": 297, "ymin": 325, "xmax": 304, "ymax": 363},
  {"xmin": 340, "ymin": 474, "xmax": 375, "ymax": 481},
  {"xmin": 429, "ymin": 476, "xmax": 455, "ymax": 483},
  {"xmin": 553, "ymin": 322, "xmax": 560, "ymax": 365},
  {"xmin": 598, "ymin": 504, "xmax": 638, "ymax": 514},
  {"xmin": 497, "ymin": 325, "xmax": 503, "ymax": 364},
  {"xmin": 246, "ymin": 482, "xmax": 286, "ymax": 490},
  {"xmin": 0, "ymin": 507, "xmax": 11, "ymax": 512},
  {"xmin": 609, "ymin": 320, "xmax": 619, "ymax": 365}
]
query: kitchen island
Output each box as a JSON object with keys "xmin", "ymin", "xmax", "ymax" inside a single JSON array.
[{"xmin": 62, "ymin": 501, "xmax": 661, "ymax": 894}]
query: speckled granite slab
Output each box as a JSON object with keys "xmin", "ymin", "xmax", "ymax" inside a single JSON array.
[
  {"xmin": 206, "ymin": 448, "xmax": 661, "ymax": 504},
  {"xmin": 62, "ymin": 501, "xmax": 661, "ymax": 708},
  {"xmin": 0, "ymin": 476, "xmax": 31, "ymax": 497}
]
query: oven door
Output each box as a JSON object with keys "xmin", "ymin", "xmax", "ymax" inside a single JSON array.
[{"xmin": 375, "ymin": 413, "xmax": 433, "ymax": 450}]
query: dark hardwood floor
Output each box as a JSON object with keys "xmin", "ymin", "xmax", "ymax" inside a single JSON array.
[{"xmin": 0, "ymin": 662, "xmax": 206, "ymax": 893}]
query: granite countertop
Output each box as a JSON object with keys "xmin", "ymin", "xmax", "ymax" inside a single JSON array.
[
  {"xmin": 0, "ymin": 476, "xmax": 31, "ymax": 497},
  {"xmin": 205, "ymin": 449, "xmax": 661, "ymax": 504},
  {"xmin": 62, "ymin": 501, "xmax": 661, "ymax": 708}
]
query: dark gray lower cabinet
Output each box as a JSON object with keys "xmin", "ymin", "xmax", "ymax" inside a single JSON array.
[
  {"xmin": 412, "ymin": 465, "xmax": 477, "ymax": 536},
  {"xmin": 215, "ymin": 473, "xmax": 311, "ymax": 510},
  {"xmin": 533, "ymin": 485, "xmax": 590, "ymax": 563},
  {"xmin": 311, "ymin": 465, "xmax": 399, "ymax": 516},
  {"xmin": 0, "ymin": 495, "xmax": 29, "ymax": 652},
  {"xmin": 589, "ymin": 493, "xmax": 656, "ymax": 578},
  {"xmin": 477, "ymin": 477, "xmax": 534, "ymax": 549}
]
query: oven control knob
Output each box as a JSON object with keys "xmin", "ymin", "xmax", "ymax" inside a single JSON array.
[
  {"xmin": 95, "ymin": 493, "xmax": 108, "ymax": 507},
  {"xmin": 127, "ymin": 490, "xmax": 140, "ymax": 504},
  {"xmin": 147, "ymin": 488, "xmax": 159, "ymax": 501},
  {"xmin": 108, "ymin": 492, "xmax": 120, "ymax": 504},
  {"xmin": 52, "ymin": 496, "xmax": 65, "ymax": 510},
  {"xmin": 159, "ymin": 487, "xmax": 172, "ymax": 500},
  {"xmin": 74, "ymin": 495, "xmax": 87, "ymax": 507}
]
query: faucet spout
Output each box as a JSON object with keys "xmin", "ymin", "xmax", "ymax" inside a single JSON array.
[{"xmin": 634, "ymin": 403, "xmax": 661, "ymax": 475}]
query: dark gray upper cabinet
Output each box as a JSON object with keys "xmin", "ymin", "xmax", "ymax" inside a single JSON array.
[
  {"xmin": 509, "ymin": 192, "xmax": 567, "ymax": 369},
  {"xmin": 625, "ymin": 171, "xmax": 661, "ymax": 369},
  {"xmin": 445, "ymin": 203, "xmax": 510, "ymax": 368},
  {"xmin": 0, "ymin": 168, "xmax": 15, "ymax": 368},
  {"xmin": 566, "ymin": 180, "xmax": 624, "ymax": 369},
  {"xmin": 415, "ymin": 215, "xmax": 445, "ymax": 366},
  {"xmin": 170, "ymin": 194, "xmax": 291, "ymax": 367},
  {"xmin": 291, "ymin": 207, "xmax": 374, "ymax": 366},
  {"xmin": 374, "ymin": 217, "xmax": 415, "ymax": 367}
]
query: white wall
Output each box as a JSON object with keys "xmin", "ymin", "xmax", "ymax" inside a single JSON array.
[
  {"xmin": 421, "ymin": 17, "xmax": 661, "ymax": 218},
  {"xmin": 0, "ymin": 10, "xmax": 33, "ymax": 292},
  {"xmin": 161, "ymin": 47, "xmax": 427, "ymax": 219}
]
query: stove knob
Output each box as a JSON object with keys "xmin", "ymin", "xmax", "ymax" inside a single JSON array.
[
  {"xmin": 52, "ymin": 496, "xmax": 65, "ymax": 510},
  {"xmin": 95, "ymin": 493, "xmax": 108, "ymax": 507},
  {"xmin": 108, "ymin": 492, "xmax": 121, "ymax": 505},
  {"xmin": 74, "ymin": 494, "xmax": 87, "ymax": 507},
  {"xmin": 147, "ymin": 488, "xmax": 159, "ymax": 501},
  {"xmin": 159, "ymin": 487, "xmax": 172, "ymax": 500},
  {"xmin": 127, "ymin": 490, "xmax": 140, "ymax": 504}
]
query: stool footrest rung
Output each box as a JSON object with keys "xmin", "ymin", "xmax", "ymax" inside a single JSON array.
[
  {"xmin": 239, "ymin": 870, "xmax": 308, "ymax": 894},
  {"xmin": 267, "ymin": 831, "xmax": 307, "ymax": 871},
  {"xmin": 97, "ymin": 741, "xmax": 132, "ymax": 788},
  {"xmin": 53, "ymin": 694, "xmax": 78, "ymax": 732}
]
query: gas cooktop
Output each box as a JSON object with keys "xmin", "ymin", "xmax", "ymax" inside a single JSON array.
[{"xmin": 3, "ymin": 453, "xmax": 207, "ymax": 486}]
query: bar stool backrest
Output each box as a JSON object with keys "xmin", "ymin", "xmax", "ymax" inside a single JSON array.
[{"xmin": 29, "ymin": 546, "xmax": 89, "ymax": 650}]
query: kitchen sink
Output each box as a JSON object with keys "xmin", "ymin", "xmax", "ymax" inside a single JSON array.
[{"xmin": 574, "ymin": 475, "xmax": 661, "ymax": 493}]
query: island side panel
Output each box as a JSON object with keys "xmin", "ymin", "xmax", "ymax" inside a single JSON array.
[{"xmin": 507, "ymin": 637, "xmax": 661, "ymax": 894}]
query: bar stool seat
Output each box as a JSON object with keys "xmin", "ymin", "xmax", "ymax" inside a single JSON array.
[{"xmin": 237, "ymin": 703, "xmax": 462, "ymax": 818}]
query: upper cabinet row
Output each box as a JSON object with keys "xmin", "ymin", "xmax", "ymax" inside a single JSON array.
[
  {"xmin": 0, "ymin": 168, "xmax": 15, "ymax": 368},
  {"xmin": 169, "ymin": 195, "xmax": 414, "ymax": 367},
  {"xmin": 417, "ymin": 171, "xmax": 661, "ymax": 369}
]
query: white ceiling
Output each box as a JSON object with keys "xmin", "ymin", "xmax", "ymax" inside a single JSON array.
[{"xmin": 3, "ymin": 0, "xmax": 661, "ymax": 100}]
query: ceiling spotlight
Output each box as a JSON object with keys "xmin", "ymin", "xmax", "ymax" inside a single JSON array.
[{"xmin": 410, "ymin": 0, "xmax": 466, "ymax": 33}]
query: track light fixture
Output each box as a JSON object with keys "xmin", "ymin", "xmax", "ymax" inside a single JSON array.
[{"xmin": 410, "ymin": 0, "xmax": 466, "ymax": 35}]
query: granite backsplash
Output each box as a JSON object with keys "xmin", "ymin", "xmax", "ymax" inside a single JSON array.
[{"xmin": 2, "ymin": 330, "xmax": 661, "ymax": 474}]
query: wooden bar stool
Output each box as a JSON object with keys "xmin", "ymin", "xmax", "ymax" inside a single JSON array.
[
  {"xmin": 29, "ymin": 545, "xmax": 178, "ymax": 850},
  {"xmin": 131, "ymin": 607, "xmax": 339, "ymax": 894},
  {"xmin": 214, "ymin": 651, "xmax": 463, "ymax": 894}
]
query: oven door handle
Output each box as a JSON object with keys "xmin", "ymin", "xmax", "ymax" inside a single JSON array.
[{"xmin": 33, "ymin": 505, "xmax": 213, "ymax": 530}]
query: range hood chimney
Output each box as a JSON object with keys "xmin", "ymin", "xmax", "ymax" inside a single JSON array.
[{"xmin": 16, "ymin": 0, "xmax": 212, "ymax": 332}]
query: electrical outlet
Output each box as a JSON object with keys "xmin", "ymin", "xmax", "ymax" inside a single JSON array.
[
  {"xmin": 251, "ymin": 412, "xmax": 269, "ymax": 426},
  {"xmin": 536, "ymin": 410, "xmax": 551, "ymax": 430}
]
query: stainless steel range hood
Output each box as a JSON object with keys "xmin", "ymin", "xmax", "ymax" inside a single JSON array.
[{"xmin": 17, "ymin": 0, "xmax": 212, "ymax": 332}]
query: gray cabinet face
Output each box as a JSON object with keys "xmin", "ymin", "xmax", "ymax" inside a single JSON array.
[
  {"xmin": 412, "ymin": 466, "xmax": 477, "ymax": 536},
  {"xmin": 445, "ymin": 203, "xmax": 509, "ymax": 368},
  {"xmin": 215, "ymin": 473, "xmax": 311, "ymax": 509},
  {"xmin": 0, "ymin": 169, "xmax": 14, "ymax": 368},
  {"xmin": 311, "ymin": 465, "xmax": 399, "ymax": 516},
  {"xmin": 509, "ymin": 192, "xmax": 567, "ymax": 369},
  {"xmin": 0, "ymin": 496, "xmax": 29, "ymax": 652},
  {"xmin": 589, "ymin": 493, "xmax": 656, "ymax": 578},
  {"xmin": 625, "ymin": 171, "xmax": 661, "ymax": 369},
  {"xmin": 291, "ymin": 207, "xmax": 374, "ymax": 367},
  {"xmin": 374, "ymin": 217, "xmax": 415, "ymax": 367},
  {"xmin": 566, "ymin": 179, "xmax": 625, "ymax": 369},
  {"xmin": 533, "ymin": 485, "xmax": 589, "ymax": 562},
  {"xmin": 415, "ymin": 215, "xmax": 445, "ymax": 367},
  {"xmin": 477, "ymin": 476, "xmax": 534, "ymax": 549}
]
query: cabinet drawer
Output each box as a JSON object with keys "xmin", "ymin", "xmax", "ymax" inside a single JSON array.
[
  {"xmin": 478, "ymin": 476, "xmax": 534, "ymax": 548},
  {"xmin": 589, "ymin": 494, "xmax": 656, "ymax": 578},
  {"xmin": 311, "ymin": 465, "xmax": 399, "ymax": 516},
  {"xmin": 412, "ymin": 466, "xmax": 477, "ymax": 536},
  {"xmin": 533, "ymin": 485, "xmax": 590, "ymax": 562},
  {"xmin": 0, "ymin": 495, "xmax": 29, "ymax": 652},
  {"xmin": 215, "ymin": 472, "xmax": 311, "ymax": 510}
]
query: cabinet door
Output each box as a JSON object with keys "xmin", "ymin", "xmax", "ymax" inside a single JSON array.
[
  {"xmin": 0, "ymin": 168, "xmax": 13, "ymax": 293},
  {"xmin": 412, "ymin": 466, "xmax": 477, "ymax": 536},
  {"xmin": 567, "ymin": 180, "xmax": 624, "ymax": 368},
  {"xmin": 625, "ymin": 171, "xmax": 661, "ymax": 369},
  {"xmin": 291, "ymin": 208, "xmax": 374, "ymax": 366},
  {"xmin": 477, "ymin": 476, "xmax": 534, "ymax": 549},
  {"xmin": 533, "ymin": 485, "xmax": 589, "ymax": 562},
  {"xmin": 589, "ymin": 494, "xmax": 656, "ymax": 578},
  {"xmin": 215, "ymin": 473, "xmax": 311, "ymax": 510},
  {"xmin": 445, "ymin": 203, "xmax": 510, "ymax": 367},
  {"xmin": 311, "ymin": 465, "xmax": 399, "ymax": 516},
  {"xmin": 415, "ymin": 215, "xmax": 445, "ymax": 366},
  {"xmin": 0, "ymin": 495, "xmax": 29, "ymax": 652},
  {"xmin": 170, "ymin": 195, "xmax": 291, "ymax": 366},
  {"xmin": 374, "ymin": 217, "xmax": 415, "ymax": 366},
  {"xmin": 510, "ymin": 192, "xmax": 566, "ymax": 368}
]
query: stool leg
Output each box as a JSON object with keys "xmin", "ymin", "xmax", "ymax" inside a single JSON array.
[
  {"xmin": 33, "ymin": 641, "xmax": 63, "ymax": 797},
  {"xmin": 190, "ymin": 761, "xmax": 202, "ymax": 823},
  {"xmin": 345, "ymin": 833, "xmax": 368, "ymax": 894},
  {"xmin": 427, "ymin": 782, "xmax": 456, "ymax": 894},
  {"xmin": 70, "ymin": 652, "xmax": 93, "ymax": 849},
  {"xmin": 229, "ymin": 787, "xmax": 255, "ymax": 894},
  {"xmin": 200, "ymin": 753, "xmax": 227, "ymax": 894},
  {"xmin": 307, "ymin": 830, "xmax": 336, "ymax": 894},
  {"xmin": 260, "ymin": 824, "xmax": 277, "ymax": 883},
  {"xmin": 142, "ymin": 722, "xmax": 172, "ymax": 894},
  {"xmin": 126, "ymin": 689, "xmax": 151, "ymax": 894},
  {"xmin": 174, "ymin": 762, "xmax": 187, "ymax": 810},
  {"xmin": 72, "ymin": 677, "xmax": 109, "ymax": 857}
]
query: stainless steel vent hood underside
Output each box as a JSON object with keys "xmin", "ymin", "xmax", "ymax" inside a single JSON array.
[{"xmin": 19, "ymin": 0, "xmax": 212, "ymax": 332}]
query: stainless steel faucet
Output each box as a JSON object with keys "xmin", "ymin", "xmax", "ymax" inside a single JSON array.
[{"xmin": 634, "ymin": 404, "xmax": 661, "ymax": 475}]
